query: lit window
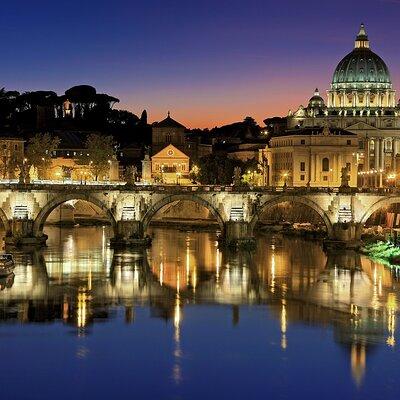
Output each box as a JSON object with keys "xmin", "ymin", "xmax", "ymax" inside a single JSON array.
[{"xmin": 322, "ymin": 157, "xmax": 329, "ymax": 172}]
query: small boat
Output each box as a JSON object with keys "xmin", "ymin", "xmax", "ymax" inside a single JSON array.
[{"xmin": 0, "ymin": 254, "xmax": 15, "ymax": 276}]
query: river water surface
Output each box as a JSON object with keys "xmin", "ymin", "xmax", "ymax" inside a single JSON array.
[{"xmin": 0, "ymin": 226, "xmax": 399, "ymax": 399}]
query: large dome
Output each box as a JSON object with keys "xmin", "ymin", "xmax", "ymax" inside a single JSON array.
[{"xmin": 331, "ymin": 24, "xmax": 392, "ymax": 90}]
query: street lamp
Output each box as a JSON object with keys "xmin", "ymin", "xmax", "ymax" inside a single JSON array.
[
  {"xmin": 282, "ymin": 172, "xmax": 288, "ymax": 188},
  {"xmin": 387, "ymin": 172, "xmax": 396, "ymax": 187}
]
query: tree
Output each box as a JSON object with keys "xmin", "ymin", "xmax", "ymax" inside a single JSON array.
[
  {"xmin": 197, "ymin": 154, "xmax": 242, "ymax": 185},
  {"xmin": 80, "ymin": 134, "xmax": 116, "ymax": 181},
  {"xmin": 0, "ymin": 88, "xmax": 20, "ymax": 132},
  {"xmin": 25, "ymin": 133, "xmax": 60, "ymax": 179}
]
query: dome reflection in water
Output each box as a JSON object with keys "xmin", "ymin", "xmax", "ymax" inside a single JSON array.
[{"xmin": 0, "ymin": 226, "xmax": 398, "ymax": 399}]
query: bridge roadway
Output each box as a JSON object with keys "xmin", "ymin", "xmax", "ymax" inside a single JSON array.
[{"xmin": 0, "ymin": 182, "xmax": 398, "ymax": 248}]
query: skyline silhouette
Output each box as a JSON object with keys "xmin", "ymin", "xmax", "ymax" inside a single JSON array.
[{"xmin": 2, "ymin": 0, "xmax": 400, "ymax": 127}]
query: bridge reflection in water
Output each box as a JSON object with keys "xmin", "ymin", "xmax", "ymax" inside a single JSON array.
[{"xmin": 0, "ymin": 226, "xmax": 398, "ymax": 386}]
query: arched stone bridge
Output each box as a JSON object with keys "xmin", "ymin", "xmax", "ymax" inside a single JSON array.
[{"xmin": 0, "ymin": 183, "xmax": 396, "ymax": 248}]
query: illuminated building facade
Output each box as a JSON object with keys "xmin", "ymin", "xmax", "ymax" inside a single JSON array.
[
  {"xmin": 151, "ymin": 144, "xmax": 190, "ymax": 184},
  {"xmin": 261, "ymin": 126, "xmax": 358, "ymax": 187},
  {"xmin": 0, "ymin": 136, "xmax": 25, "ymax": 179},
  {"xmin": 278, "ymin": 24, "xmax": 400, "ymax": 187},
  {"xmin": 47, "ymin": 132, "xmax": 119, "ymax": 182}
]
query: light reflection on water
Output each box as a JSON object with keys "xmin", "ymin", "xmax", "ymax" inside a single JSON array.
[{"xmin": 0, "ymin": 226, "xmax": 399, "ymax": 399}]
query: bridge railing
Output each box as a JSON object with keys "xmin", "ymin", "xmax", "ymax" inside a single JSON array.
[{"xmin": 0, "ymin": 180, "xmax": 399, "ymax": 195}]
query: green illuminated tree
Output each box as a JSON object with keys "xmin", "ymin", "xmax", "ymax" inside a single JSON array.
[
  {"xmin": 25, "ymin": 133, "xmax": 60, "ymax": 179},
  {"xmin": 80, "ymin": 134, "xmax": 116, "ymax": 181}
]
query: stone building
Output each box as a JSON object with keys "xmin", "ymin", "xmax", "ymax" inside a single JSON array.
[
  {"xmin": 0, "ymin": 136, "xmax": 25, "ymax": 179},
  {"xmin": 46, "ymin": 132, "xmax": 119, "ymax": 182},
  {"xmin": 152, "ymin": 112, "xmax": 211, "ymax": 162},
  {"xmin": 260, "ymin": 126, "xmax": 358, "ymax": 187},
  {"xmin": 269, "ymin": 24, "xmax": 400, "ymax": 187},
  {"xmin": 152, "ymin": 112, "xmax": 186, "ymax": 155},
  {"xmin": 151, "ymin": 144, "xmax": 190, "ymax": 184}
]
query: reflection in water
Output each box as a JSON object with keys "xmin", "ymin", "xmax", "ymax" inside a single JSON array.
[{"xmin": 0, "ymin": 226, "xmax": 399, "ymax": 393}]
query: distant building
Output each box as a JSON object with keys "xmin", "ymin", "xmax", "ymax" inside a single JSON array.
[
  {"xmin": 152, "ymin": 112, "xmax": 186, "ymax": 155},
  {"xmin": 151, "ymin": 144, "xmax": 190, "ymax": 184},
  {"xmin": 47, "ymin": 131, "xmax": 119, "ymax": 181},
  {"xmin": 0, "ymin": 136, "xmax": 25, "ymax": 179},
  {"xmin": 227, "ymin": 141, "xmax": 268, "ymax": 162},
  {"xmin": 260, "ymin": 126, "xmax": 358, "ymax": 187},
  {"xmin": 151, "ymin": 112, "xmax": 212, "ymax": 163},
  {"xmin": 265, "ymin": 24, "xmax": 400, "ymax": 187}
]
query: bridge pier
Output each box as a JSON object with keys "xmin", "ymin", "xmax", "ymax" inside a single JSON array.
[
  {"xmin": 222, "ymin": 221, "xmax": 256, "ymax": 249},
  {"xmin": 4, "ymin": 219, "xmax": 47, "ymax": 248},
  {"xmin": 324, "ymin": 222, "xmax": 363, "ymax": 250},
  {"xmin": 110, "ymin": 220, "xmax": 151, "ymax": 248}
]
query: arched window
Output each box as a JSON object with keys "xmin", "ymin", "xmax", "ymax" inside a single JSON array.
[{"xmin": 322, "ymin": 157, "xmax": 330, "ymax": 172}]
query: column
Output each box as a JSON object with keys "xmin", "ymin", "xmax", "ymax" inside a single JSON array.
[
  {"xmin": 365, "ymin": 139, "xmax": 370, "ymax": 171},
  {"xmin": 333, "ymin": 154, "xmax": 338, "ymax": 183},
  {"xmin": 338, "ymin": 154, "xmax": 343, "ymax": 178},
  {"xmin": 380, "ymin": 138, "xmax": 384, "ymax": 187},
  {"xmin": 374, "ymin": 138, "xmax": 380, "ymax": 187},
  {"xmin": 391, "ymin": 138, "xmax": 396, "ymax": 172}
]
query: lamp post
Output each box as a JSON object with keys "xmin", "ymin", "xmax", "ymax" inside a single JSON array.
[
  {"xmin": 283, "ymin": 172, "xmax": 288, "ymax": 188},
  {"xmin": 176, "ymin": 172, "xmax": 181, "ymax": 185},
  {"xmin": 387, "ymin": 172, "xmax": 396, "ymax": 188}
]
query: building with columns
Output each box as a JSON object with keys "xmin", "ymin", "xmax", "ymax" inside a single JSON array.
[
  {"xmin": 260, "ymin": 126, "xmax": 358, "ymax": 187},
  {"xmin": 272, "ymin": 24, "xmax": 400, "ymax": 187}
]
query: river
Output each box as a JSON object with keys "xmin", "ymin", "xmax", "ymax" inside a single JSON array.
[{"xmin": 0, "ymin": 226, "xmax": 399, "ymax": 399}]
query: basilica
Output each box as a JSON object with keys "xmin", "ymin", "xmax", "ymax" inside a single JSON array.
[{"xmin": 266, "ymin": 24, "xmax": 400, "ymax": 188}]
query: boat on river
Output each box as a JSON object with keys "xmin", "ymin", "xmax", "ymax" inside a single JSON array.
[{"xmin": 0, "ymin": 254, "xmax": 15, "ymax": 276}]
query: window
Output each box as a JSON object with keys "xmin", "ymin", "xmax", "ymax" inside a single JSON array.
[
  {"xmin": 300, "ymin": 174, "xmax": 305, "ymax": 181},
  {"xmin": 166, "ymin": 133, "xmax": 172, "ymax": 143},
  {"xmin": 346, "ymin": 162, "xmax": 351, "ymax": 172},
  {"xmin": 300, "ymin": 139, "xmax": 305, "ymax": 145},
  {"xmin": 347, "ymin": 140, "xmax": 351, "ymax": 145},
  {"xmin": 322, "ymin": 157, "xmax": 330, "ymax": 172},
  {"xmin": 300, "ymin": 162, "xmax": 305, "ymax": 171},
  {"xmin": 323, "ymin": 176, "xmax": 328, "ymax": 181}
]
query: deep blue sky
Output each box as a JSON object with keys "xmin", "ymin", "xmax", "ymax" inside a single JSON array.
[{"xmin": 1, "ymin": 0, "xmax": 400, "ymax": 127}]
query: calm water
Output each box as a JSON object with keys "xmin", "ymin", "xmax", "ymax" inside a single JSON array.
[{"xmin": 0, "ymin": 226, "xmax": 399, "ymax": 400}]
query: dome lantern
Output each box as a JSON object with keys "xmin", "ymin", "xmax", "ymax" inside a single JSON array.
[{"xmin": 355, "ymin": 23, "xmax": 369, "ymax": 49}]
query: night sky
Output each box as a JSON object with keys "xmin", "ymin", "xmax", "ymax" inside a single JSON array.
[{"xmin": 1, "ymin": 0, "xmax": 400, "ymax": 128}]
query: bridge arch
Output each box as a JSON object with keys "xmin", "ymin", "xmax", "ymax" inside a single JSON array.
[
  {"xmin": 33, "ymin": 193, "xmax": 117, "ymax": 237},
  {"xmin": 360, "ymin": 196, "xmax": 400, "ymax": 225},
  {"xmin": 141, "ymin": 194, "xmax": 225, "ymax": 233},
  {"xmin": 249, "ymin": 195, "xmax": 334, "ymax": 237}
]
